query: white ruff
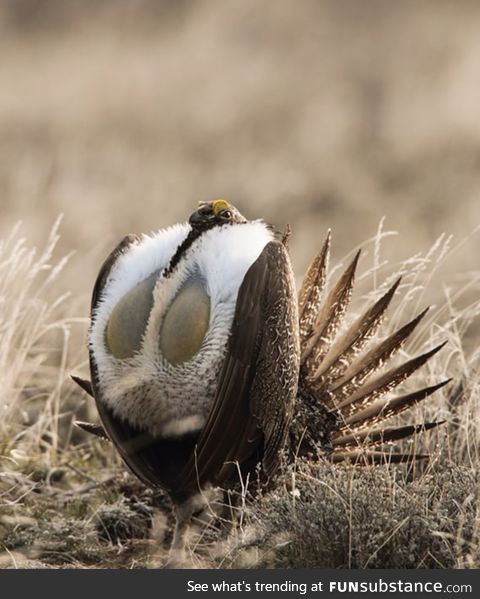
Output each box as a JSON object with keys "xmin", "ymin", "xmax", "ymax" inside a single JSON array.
[{"xmin": 89, "ymin": 221, "xmax": 274, "ymax": 437}]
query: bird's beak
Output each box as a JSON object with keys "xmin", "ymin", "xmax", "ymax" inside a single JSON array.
[{"xmin": 189, "ymin": 207, "xmax": 214, "ymax": 226}]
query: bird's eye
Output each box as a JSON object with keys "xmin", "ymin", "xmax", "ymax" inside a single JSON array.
[{"xmin": 220, "ymin": 210, "xmax": 232, "ymax": 219}]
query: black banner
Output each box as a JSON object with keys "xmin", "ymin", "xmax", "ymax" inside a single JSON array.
[{"xmin": 0, "ymin": 569, "xmax": 477, "ymax": 599}]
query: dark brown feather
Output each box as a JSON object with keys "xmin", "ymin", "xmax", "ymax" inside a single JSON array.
[
  {"xmin": 330, "ymin": 307, "xmax": 430, "ymax": 399},
  {"xmin": 342, "ymin": 379, "xmax": 451, "ymax": 429},
  {"xmin": 336, "ymin": 341, "xmax": 447, "ymax": 415},
  {"xmin": 71, "ymin": 375, "xmax": 94, "ymax": 398},
  {"xmin": 302, "ymin": 249, "xmax": 361, "ymax": 372},
  {"xmin": 333, "ymin": 421, "xmax": 444, "ymax": 449},
  {"xmin": 312, "ymin": 277, "xmax": 402, "ymax": 386},
  {"xmin": 175, "ymin": 240, "xmax": 300, "ymax": 493},
  {"xmin": 74, "ymin": 420, "xmax": 109, "ymax": 440},
  {"xmin": 298, "ymin": 231, "xmax": 330, "ymax": 343}
]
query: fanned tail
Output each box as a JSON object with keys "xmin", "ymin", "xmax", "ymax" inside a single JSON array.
[
  {"xmin": 310, "ymin": 277, "xmax": 402, "ymax": 388},
  {"xmin": 342, "ymin": 380, "xmax": 451, "ymax": 430},
  {"xmin": 294, "ymin": 232, "xmax": 448, "ymax": 464},
  {"xmin": 335, "ymin": 341, "xmax": 448, "ymax": 415},
  {"xmin": 298, "ymin": 231, "xmax": 331, "ymax": 343},
  {"xmin": 301, "ymin": 249, "xmax": 361, "ymax": 373},
  {"xmin": 329, "ymin": 308, "xmax": 431, "ymax": 401}
]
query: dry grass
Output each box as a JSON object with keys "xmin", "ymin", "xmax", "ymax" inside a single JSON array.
[{"xmin": 0, "ymin": 219, "xmax": 70, "ymax": 451}]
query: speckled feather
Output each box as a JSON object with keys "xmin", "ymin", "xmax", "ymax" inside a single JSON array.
[
  {"xmin": 81, "ymin": 223, "xmax": 447, "ymax": 501},
  {"xmin": 290, "ymin": 231, "xmax": 447, "ymax": 463},
  {"xmin": 174, "ymin": 240, "xmax": 300, "ymax": 494}
]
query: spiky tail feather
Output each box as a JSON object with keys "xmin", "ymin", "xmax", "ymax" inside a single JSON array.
[
  {"xmin": 73, "ymin": 234, "xmax": 449, "ymax": 465},
  {"xmin": 294, "ymin": 232, "xmax": 448, "ymax": 464}
]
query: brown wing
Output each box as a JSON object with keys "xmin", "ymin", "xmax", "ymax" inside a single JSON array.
[{"xmin": 174, "ymin": 240, "xmax": 300, "ymax": 495}]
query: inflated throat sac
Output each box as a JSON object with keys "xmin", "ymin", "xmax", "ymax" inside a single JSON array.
[
  {"xmin": 105, "ymin": 271, "xmax": 159, "ymax": 359},
  {"xmin": 159, "ymin": 276, "xmax": 210, "ymax": 365}
]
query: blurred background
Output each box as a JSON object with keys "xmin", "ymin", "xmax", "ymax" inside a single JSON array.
[
  {"xmin": 0, "ymin": 1, "xmax": 479, "ymax": 569},
  {"xmin": 0, "ymin": 0, "xmax": 479, "ymax": 298}
]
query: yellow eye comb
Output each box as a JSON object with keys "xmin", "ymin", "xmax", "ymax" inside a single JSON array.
[{"xmin": 212, "ymin": 199, "xmax": 231, "ymax": 215}]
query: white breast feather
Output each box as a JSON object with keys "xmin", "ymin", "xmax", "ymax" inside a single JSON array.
[{"xmin": 89, "ymin": 220, "xmax": 274, "ymax": 437}]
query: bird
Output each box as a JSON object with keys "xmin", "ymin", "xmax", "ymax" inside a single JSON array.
[{"xmin": 73, "ymin": 199, "xmax": 448, "ymax": 564}]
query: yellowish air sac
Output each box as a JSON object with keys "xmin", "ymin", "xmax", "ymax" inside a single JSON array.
[
  {"xmin": 159, "ymin": 278, "xmax": 210, "ymax": 365},
  {"xmin": 105, "ymin": 271, "xmax": 158, "ymax": 359}
]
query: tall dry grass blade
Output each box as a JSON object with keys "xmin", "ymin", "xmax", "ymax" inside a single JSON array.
[{"xmin": 0, "ymin": 221, "xmax": 71, "ymax": 456}]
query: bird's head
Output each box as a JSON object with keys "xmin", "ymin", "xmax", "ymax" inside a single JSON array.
[{"xmin": 189, "ymin": 200, "xmax": 247, "ymax": 229}]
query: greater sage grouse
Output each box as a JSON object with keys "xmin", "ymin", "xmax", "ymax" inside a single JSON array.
[{"xmin": 73, "ymin": 200, "xmax": 447, "ymax": 561}]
